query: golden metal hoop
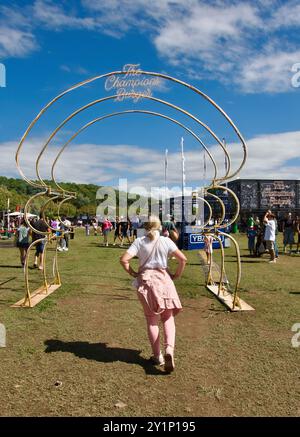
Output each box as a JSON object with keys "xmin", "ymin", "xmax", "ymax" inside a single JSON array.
[{"xmin": 13, "ymin": 68, "xmax": 252, "ymax": 311}]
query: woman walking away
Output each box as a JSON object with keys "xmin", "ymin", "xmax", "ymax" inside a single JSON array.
[
  {"xmin": 120, "ymin": 216, "xmax": 187, "ymax": 373},
  {"xmin": 16, "ymin": 219, "xmax": 31, "ymax": 266},
  {"xmin": 102, "ymin": 217, "xmax": 112, "ymax": 247}
]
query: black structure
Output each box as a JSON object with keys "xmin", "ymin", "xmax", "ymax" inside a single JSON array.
[{"xmin": 225, "ymin": 179, "xmax": 300, "ymax": 219}]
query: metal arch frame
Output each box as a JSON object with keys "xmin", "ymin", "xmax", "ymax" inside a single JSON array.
[
  {"xmin": 31, "ymin": 93, "xmax": 231, "ymax": 189},
  {"xmin": 13, "ymin": 68, "xmax": 253, "ymax": 312},
  {"xmin": 50, "ymin": 110, "xmax": 218, "ymax": 194},
  {"xmin": 205, "ymin": 184, "xmax": 241, "ymax": 230},
  {"xmin": 15, "ymin": 70, "xmax": 247, "ymax": 188},
  {"xmin": 205, "ymin": 233, "xmax": 226, "ymax": 294}
]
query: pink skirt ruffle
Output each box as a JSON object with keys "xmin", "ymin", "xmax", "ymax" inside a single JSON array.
[{"xmin": 136, "ymin": 268, "xmax": 182, "ymax": 316}]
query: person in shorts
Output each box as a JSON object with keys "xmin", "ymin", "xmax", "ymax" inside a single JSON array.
[
  {"xmin": 263, "ymin": 210, "xmax": 276, "ymax": 263},
  {"xmin": 16, "ymin": 219, "xmax": 31, "ymax": 266},
  {"xmin": 32, "ymin": 216, "xmax": 49, "ymax": 270}
]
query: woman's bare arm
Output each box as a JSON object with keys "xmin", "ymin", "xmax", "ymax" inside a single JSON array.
[
  {"xmin": 169, "ymin": 249, "xmax": 187, "ymax": 280},
  {"xmin": 120, "ymin": 252, "xmax": 138, "ymax": 277}
]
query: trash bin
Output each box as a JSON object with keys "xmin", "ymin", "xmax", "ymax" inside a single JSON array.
[{"xmin": 232, "ymin": 223, "xmax": 238, "ymax": 234}]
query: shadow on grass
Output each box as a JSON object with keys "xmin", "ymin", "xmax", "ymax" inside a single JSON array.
[
  {"xmin": 0, "ymin": 265, "xmax": 23, "ymax": 269},
  {"xmin": 289, "ymin": 292, "xmax": 300, "ymax": 295},
  {"xmin": 0, "ymin": 277, "xmax": 16, "ymax": 286},
  {"xmin": 87, "ymin": 243, "xmax": 130, "ymax": 249},
  {"xmin": 44, "ymin": 339, "xmax": 166, "ymax": 376},
  {"xmin": 225, "ymin": 259, "xmax": 261, "ymax": 263}
]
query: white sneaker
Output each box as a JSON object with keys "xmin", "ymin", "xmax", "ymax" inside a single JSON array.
[
  {"xmin": 150, "ymin": 353, "xmax": 165, "ymax": 366},
  {"xmin": 164, "ymin": 346, "xmax": 175, "ymax": 373},
  {"xmin": 269, "ymin": 260, "xmax": 276, "ymax": 263},
  {"xmin": 63, "ymin": 247, "xmax": 69, "ymax": 251},
  {"xmin": 57, "ymin": 247, "xmax": 63, "ymax": 252}
]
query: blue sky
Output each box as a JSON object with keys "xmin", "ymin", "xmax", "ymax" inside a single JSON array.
[{"xmin": 0, "ymin": 0, "xmax": 300, "ymax": 194}]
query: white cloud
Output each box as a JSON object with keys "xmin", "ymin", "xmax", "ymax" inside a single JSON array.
[
  {"xmin": 238, "ymin": 48, "xmax": 300, "ymax": 93},
  {"xmin": 1, "ymin": 131, "xmax": 300, "ymax": 197},
  {"xmin": 269, "ymin": 0, "xmax": 300, "ymax": 29},
  {"xmin": 33, "ymin": 0, "xmax": 96, "ymax": 31},
  {"xmin": 0, "ymin": 26, "xmax": 37, "ymax": 57},
  {"xmin": 0, "ymin": 3, "xmax": 37, "ymax": 58},
  {"xmin": 60, "ymin": 64, "xmax": 90, "ymax": 75},
  {"xmin": 1, "ymin": 0, "xmax": 300, "ymax": 91}
]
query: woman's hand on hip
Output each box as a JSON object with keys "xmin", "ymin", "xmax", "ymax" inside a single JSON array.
[{"xmin": 130, "ymin": 271, "xmax": 138, "ymax": 278}]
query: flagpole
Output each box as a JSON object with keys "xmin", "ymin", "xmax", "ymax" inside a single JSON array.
[
  {"xmin": 7, "ymin": 197, "xmax": 10, "ymax": 233},
  {"xmin": 164, "ymin": 148, "xmax": 168, "ymax": 202},
  {"xmin": 203, "ymin": 149, "xmax": 207, "ymax": 184},
  {"xmin": 223, "ymin": 138, "xmax": 228, "ymax": 224},
  {"xmin": 223, "ymin": 137, "xmax": 228, "ymax": 189},
  {"xmin": 180, "ymin": 137, "xmax": 185, "ymax": 249}
]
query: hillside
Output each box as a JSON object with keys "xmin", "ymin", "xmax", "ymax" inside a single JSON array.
[{"xmin": 0, "ymin": 176, "xmax": 147, "ymax": 217}]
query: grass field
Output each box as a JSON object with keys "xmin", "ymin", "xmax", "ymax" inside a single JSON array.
[{"xmin": 0, "ymin": 229, "xmax": 300, "ymax": 417}]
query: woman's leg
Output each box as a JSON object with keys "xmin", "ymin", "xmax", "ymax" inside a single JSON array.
[
  {"xmin": 23, "ymin": 247, "xmax": 28, "ymax": 265},
  {"xmin": 145, "ymin": 314, "xmax": 161, "ymax": 357},
  {"xmin": 161, "ymin": 309, "xmax": 176, "ymax": 372},
  {"xmin": 161, "ymin": 309, "xmax": 176, "ymax": 352},
  {"xmin": 19, "ymin": 247, "xmax": 23, "ymax": 265}
]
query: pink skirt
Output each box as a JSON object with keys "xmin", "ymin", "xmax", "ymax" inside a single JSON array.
[{"xmin": 136, "ymin": 268, "xmax": 182, "ymax": 317}]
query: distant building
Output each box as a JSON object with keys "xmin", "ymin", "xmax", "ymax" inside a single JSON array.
[{"xmin": 225, "ymin": 179, "xmax": 300, "ymax": 218}]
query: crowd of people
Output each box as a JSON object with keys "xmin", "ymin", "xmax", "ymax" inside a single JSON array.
[
  {"xmin": 246, "ymin": 211, "xmax": 300, "ymax": 262},
  {"xmin": 82, "ymin": 214, "xmax": 179, "ymax": 248},
  {"xmin": 12, "ymin": 215, "xmax": 74, "ymax": 268},
  {"xmin": 4, "ymin": 209, "xmax": 300, "ymax": 272}
]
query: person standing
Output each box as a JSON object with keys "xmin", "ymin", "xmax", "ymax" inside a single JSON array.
[
  {"xmin": 85, "ymin": 221, "xmax": 90, "ymax": 236},
  {"xmin": 16, "ymin": 219, "xmax": 31, "ymax": 266},
  {"xmin": 162, "ymin": 215, "xmax": 179, "ymax": 243},
  {"xmin": 274, "ymin": 215, "xmax": 279, "ymax": 259},
  {"xmin": 32, "ymin": 216, "xmax": 49, "ymax": 270},
  {"xmin": 60, "ymin": 216, "xmax": 71, "ymax": 252},
  {"xmin": 247, "ymin": 214, "xmax": 255, "ymax": 229},
  {"xmin": 263, "ymin": 210, "xmax": 276, "ymax": 263},
  {"xmin": 113, "ymin": 216, "xmax": 122, "ymax": 246},
  {"xmin": 204, "ymin": 234, "xmax": 214, "ymax": 264},
  {"xmin": 131, "ymin": 214, "xmax": 140, "ymax": 240},
  {"xmin": 120, "ymin": 216, "xmax": 187, "ymax": 373},
  {"xmin": 296, "ymin": 216, "xmax": 300, "ymax": 254},
  {"xmin": 247, "ymin": 225, "xmax": 257, "ymax": 256},
  {"xmin": 92, "ymin": 219, "xmax": 98, "ymax": 236},
  {"xmin": 282, "ymin": 212, "xmax": 295, "ymax": 254},
  {"xmin": 102, "ymin": 217, "xmax": 112, "ymax": 247},
  {"xmin": 119, "ymin": 216, "xmax": 131, "ymax": 246}
]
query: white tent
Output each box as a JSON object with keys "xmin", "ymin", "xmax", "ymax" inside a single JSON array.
[{"xmin": 5, "ymin": 212, "xmax": 37, "ymax": 218}]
